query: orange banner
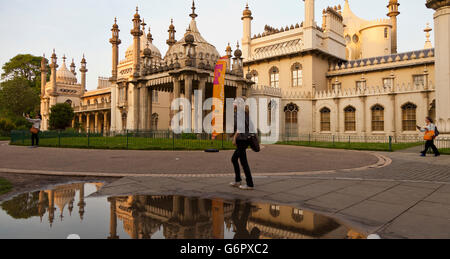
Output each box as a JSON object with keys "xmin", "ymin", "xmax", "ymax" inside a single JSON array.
[{"xmin": 212, "ymin": 56, "xmax": 228, "ymax": 139}]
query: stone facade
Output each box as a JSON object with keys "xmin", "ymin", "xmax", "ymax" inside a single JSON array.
[{"xmin": 243, "ymin": 0, "xmax": 446, "ymax": 138}]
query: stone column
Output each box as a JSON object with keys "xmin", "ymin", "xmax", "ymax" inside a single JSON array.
[
  {"xmin": 107, "ymin": 197, "xmax": 119, "ymax": 239},
  {"xmin": 94, "ymin": 112, "xmax": 99, "ymax": 133},
  {"xmin": 390, "ymin": 94, "xmax": 397, "ymax": 136},
  {"xmin": 148, "ymin": 89, "xmax": 153, "ymax": 130},
  {"xmin": 185, "ymin": 75, "xmax": 193, "ymax": 105},
  {"xmin": 139, "ymin": 86, "xmax": 148, "ymax": 131},
  {"xmin": 78, "ymin": 114, "xmax": 83, "ymax": 132},
  {"xmin": 236, "ymin": 84, "xmax": 243, "ymax": 98},
  {"xmin": 86, "ymin": 114, "xmax": 90, "ymax": 133},
  {"xmin": 173, "ymin": 196, "xmax": 182, "ymax": 217},
  {"xmin": 334, "ymin": 98, "xmax": 340, "ymax": 133},
  {"xmin": 103, "ymin": 112, "xmax": 108, "ymax": 133},
  {"xmin": 427, "ymin": 0, "xmax": 450, "ymax": 133},
  {"xmin": 361, "ymin": 96, "xmax": 367, "ymax": 135}
]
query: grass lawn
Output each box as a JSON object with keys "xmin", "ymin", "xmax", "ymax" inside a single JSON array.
[
  {"xmin": 440, "ymin": 148, "xmax": 450, "ymax": 155},
  {"xmin": 0, "ymin": 178, "xmax": 12, "ymax": 195},
  {"xmin": 277, "ymin": 141, "xmax": 423, "ymax": 152},
  {"xmin": 11, "ymin": 136, "xmax": 236, "ymax": 151},
  {"xmin": 0, "ymin": 137, "xmax": 10, "ymax": 141}
]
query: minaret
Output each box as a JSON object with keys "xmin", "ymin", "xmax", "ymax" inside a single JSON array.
[
  {"xmin": 110, "ymin": 17, "xmax": 121, "ymax": 81},
  {"xmin": 387, "ymin": 0, "xmax": 400, "ymax": 54},
  {"xmin": 167, "ymin": 19, "xmax": 177, "ymax": 47},
  {"xmin": 70, "ymin": 58, "xmax": 76, "ymax": 76},
  {"xmin": 78, "ymin": 184, "xmax": 86, "ymax": 221},
  {"xmin": 302, "ymin": 0, "xmax": 316, "ymax": 50},
  {"xmin": 226, "ymin": 43, "xmax": 232, "ymax": 58},
  {"xmin": 80, "ymin": 55, "xmax": 87, "ymax": 95},
  {"xmin": 40, "ymin": 54, "xmax": 48, "ymax": 97},
  {"xmin": 49, "ymin": 49, "xmax": 58, "ymax": 97},
  {"xmin": 241, "ymin": 3, "xmax": 253, "ymax": 60},
  {"xmin": 424, "ymin": 23, "xmax": 433, "ymax": 49},
  {"xmin": 147, "ymin": 26, "xmax": 153, "ymax": 43},
  {"xmin": 426, "ymin": 0, "xmax": 450, "ymax": 134},
  {"xmin": 131, "ymin": 7, "xmax": 143, "ymax": 77},
  {"xmin": 303, "ymin": 0, "xmax": 315, "ymax": 28}
]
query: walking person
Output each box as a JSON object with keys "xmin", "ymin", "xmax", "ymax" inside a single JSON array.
[
  {"xmin": 25, "ymin": 114, "xmax": 42, "ymax": 148},
  {"xmin": 231, "ymin": 200, "xmax": 260, "ymax": 239},
  {"xmin": 417, "ymin": 116, "xmax": 440, "ymax": 157},
  {"xmin": 230, "ymin": 100, "xmax": 256, "ymax": 190}
]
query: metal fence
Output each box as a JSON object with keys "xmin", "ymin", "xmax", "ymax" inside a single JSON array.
[
  {"xmin": 276, "ymin": 134, "xmax": 450, "ymax": 152},
  {"xmin": 10, "ymin": 130, "xmax": 234, "ymax": 151},
  {"xmin": 9, "ymin": 130, "xmax": 450, "ymax": 153}
]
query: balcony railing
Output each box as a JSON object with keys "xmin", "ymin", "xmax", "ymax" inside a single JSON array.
[{"xmin": 73, "ymin": 102, "xmax": 111, "ymax": 112}]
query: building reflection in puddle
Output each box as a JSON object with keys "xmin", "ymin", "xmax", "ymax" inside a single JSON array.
[{"xmin": 0, "ymin": 183, "xmax": 366, "ymax": 239}]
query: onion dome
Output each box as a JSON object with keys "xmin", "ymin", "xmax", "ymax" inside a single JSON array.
[
  {"xmin": 242, "ymin": 3, "xmax": 253, "ymax": 19},
  {"xmin": 134, "ymin": 6, "xmax": 140, "ymax": 19},
  {"xmin": 164, "ymin": 1, "xmax": 220, "ymax": 67},
  {"xmin": 56, "ymin": 55, "xmax": 77, "ymax": 84},
  {"xmin": 125, "ymin": 30, "xmax": 162, "ymax": 60}
]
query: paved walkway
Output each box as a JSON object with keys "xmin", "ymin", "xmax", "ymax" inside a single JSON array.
[
  {"xmin": 1, "ymin": 141, "xmax": 450, "ymax": 238},
  {"xmin": 0, "ymin": 143, "xmax": 382, "ymax": 177}
]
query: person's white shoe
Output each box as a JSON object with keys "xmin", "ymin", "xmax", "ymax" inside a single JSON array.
[
  {"xmin": 229, "ymin": 182, "xmax": 241, "ymax": 188},
  {"xmin": 239, "ymin": 185, "xmax": 254, "ymax": 191}
]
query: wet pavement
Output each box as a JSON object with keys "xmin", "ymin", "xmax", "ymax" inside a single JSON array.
[{"xmin": 0, "ymin": 183, "xmax": 366, "ymax": 239}]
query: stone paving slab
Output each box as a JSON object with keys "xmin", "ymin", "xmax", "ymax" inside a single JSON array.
[
  {"xmin": 379, "ymin": 212, "xmax": 450, "ymax": 239},
  {"xmin": 89, "ymin": 175, "xmax": 450, "ymax": 238}
]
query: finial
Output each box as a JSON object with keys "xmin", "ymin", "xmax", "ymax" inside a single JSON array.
[
  {"xmin": 114, "ymin": 17, "xmax": 117, "ymax": 24},
  {"xmin": 136, "ymin": 6, "xmax": 139, "ymax": 13},
  {"xmin": 190, "ymin": 0, "xmax": 198, "ymax": 19},
  {"xmin": 236, "ymin": 41, "xmax": 240, "ymax": 49},
  {"xmin": 62, "ymin": 54, "xmax": 66, "ymax": 62},
  {"xmin": 141, "ymin": 18, "xmax": 146, "ymax": 30}
]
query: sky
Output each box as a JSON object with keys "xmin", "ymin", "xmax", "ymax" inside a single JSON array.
[{"xmin": 0, "ymin": 0, "xmax": 435, "ymax": 91}]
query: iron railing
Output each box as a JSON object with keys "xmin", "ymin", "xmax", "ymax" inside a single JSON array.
[{"xmin": 10, "ymin": 130, "xmax": 234, "ymax": 151}]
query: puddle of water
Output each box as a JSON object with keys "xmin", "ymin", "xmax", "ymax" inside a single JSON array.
[{"xmin": 0, "ymin": 183, "xmax": 367, "ymax": 239}]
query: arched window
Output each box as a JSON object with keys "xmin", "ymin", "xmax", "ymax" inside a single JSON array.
[
  {"xmin": 292, "ymin": 63, "xmax": 303, "ymax": 87},
  {"xmin": 151, "ymin": 113, "xmax": 159, "ymax": 131},
  {"xmin": 320, "ymin": 107, "xmax": 331, "ymax": 132},
  {"xmin": 284, "ymin": 103, "xmax": 299, "ymax": 138},
  {"xmin": 384, "ymin": 28, "xmax": 389, "ymax": 39},
  {"xmin": 344, "ymin": 106, "xmax": 356, "ymax": 132},
  {"xmin": 269, "ymin": 67, "xmax": 279, "ymax": 88},
  {"xmin": 292, "ymin": 208, "xmax": 304, "ymax": 223},
  {"xmin": 371, "ymin": 105, "xmax": 385, "ymax": 131},
  {"xmin": 250, "ymin": 70, "xmax": 258, "ymax": 85},
  {"xmin": 65, "ymin": 100, "xmax": 72, "ymax": 106},
  {"xmin": 402, "ymin": 103, "xmax": 417, "ymax": 131},
  {"xmin": 269, "ymin": 205, "xmax": 280, "ymax": 218}
]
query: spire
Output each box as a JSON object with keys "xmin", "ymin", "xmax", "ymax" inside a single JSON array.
[
  {"xmin": 147, "ymin": 26, "xmax": 153, "ymax": 43},
  {"xmin": 167, "ymin": 18, "xmax": 177, "ymax": 47},
  {"xmin": 141, "ymin": 18, "xmax": 146, "ymax": 32},
  {"xmin": 424, "ymin": 23, "xmax": 433, "ymax": 49},
  {"xmin": 190, "ymin": 0, "xmax": 198, "ymax": 19},
  {"xmin": 70, "ymin": 58, "xmax": 76, "ymax": 75}
]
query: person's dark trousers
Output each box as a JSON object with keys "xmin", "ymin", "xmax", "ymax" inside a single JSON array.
[
  {"xmin": 422, "ymin": 139, "xmax": 440, "ymax": 156},
  {"xmin": 232, "ymin": 140, "xmax": 254, "ymax": 187},
  {"xmin": 31, "ymin": 132, "xmax": 39, "ymax": 146}
]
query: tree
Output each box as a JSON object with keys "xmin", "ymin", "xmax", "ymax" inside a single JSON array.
[
  {"xmin": 1, "ymin": 54, "xmax": 48, "ymax": 89},
  {"xmin": 0, "ymin": 78, "xmax": 40, "ymax": 117},
  {"xmin": 49, "ymin": 103, "xmax": 74, "ymax": 130}
]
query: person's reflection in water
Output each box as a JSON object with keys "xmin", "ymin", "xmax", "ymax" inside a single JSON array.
[{"xmin": 231, "ymin": 200, "xmax": 260, "ymax": 239}]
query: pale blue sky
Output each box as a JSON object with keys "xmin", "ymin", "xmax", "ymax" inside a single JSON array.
[{"xmin": 0, "ymin": 0, "xmax": 434, "ymax": 90}]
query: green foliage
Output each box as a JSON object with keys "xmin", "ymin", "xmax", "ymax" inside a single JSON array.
[
  {"xmin": 0, "ymin": 191, "xmax": 47, "ymax": 219},
  {"xmin": 0, "ymin": 78, "xmax": 40, "ymax": 117},
  {"xmin": 0, "ymin": 118, "xmax": 16, "ymax": 136},
  {"xmin": 0, "ymin": 178, "xmax": 12, "ymax": 195},
  {"xmin": 1, "ymin": 54, "xmax": 49, "ymax": 89},
  {"xmin": 49, "ymin": 103, "xmax": 74, "ymax": 130}
]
